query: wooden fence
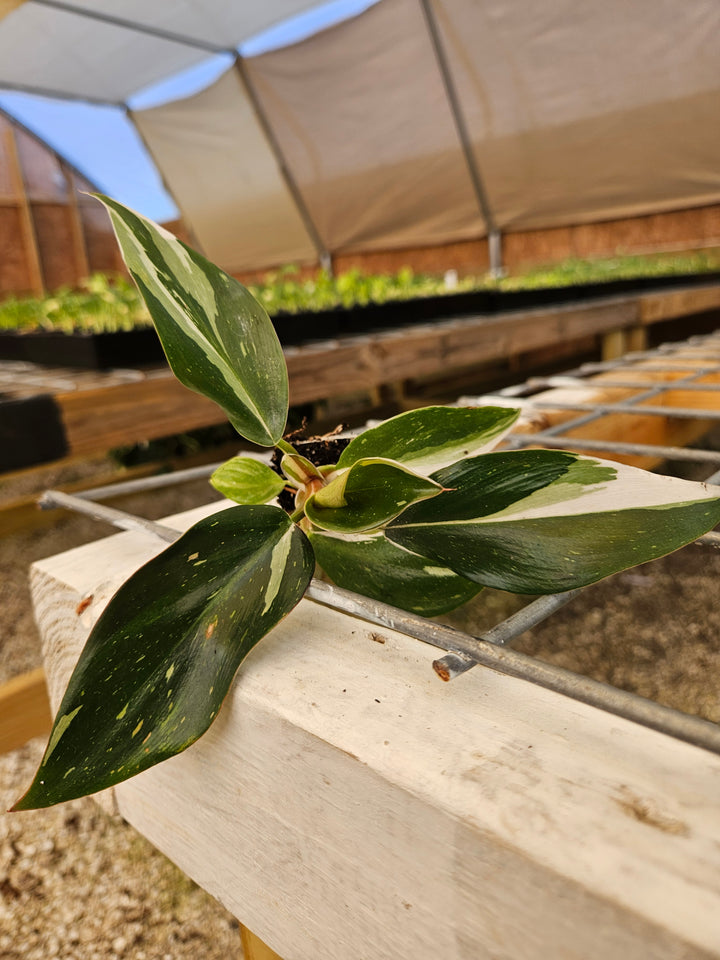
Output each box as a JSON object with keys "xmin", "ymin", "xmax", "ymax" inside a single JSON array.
[{"xmin": 0, "ymin": 110, "xmax": 124, "ymax": 298}]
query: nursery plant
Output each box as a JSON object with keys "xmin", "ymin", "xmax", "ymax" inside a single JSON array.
[
  {"xmin": 13, "ymin": 199, "xmax": 720, "ymax": 811},
  {"xmin": 3, "ymin": 247, "xmax": 720, "ymax": 336}
]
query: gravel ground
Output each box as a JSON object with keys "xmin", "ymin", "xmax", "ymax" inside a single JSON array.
[
  {"xmin": 1, "ymin": 459, "xmax": 241, "ymax": 960},
  {"xmin": 1, "ymin": 454, "xmax": 719, "ymax": 958}
]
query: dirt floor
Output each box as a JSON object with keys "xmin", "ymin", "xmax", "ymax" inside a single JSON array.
[
  {"xmin": 1, "ymin": 459, "xmax": 242, "ymax": 960},
  {"xmin": 1, "ymin": 453, "xmax": 719, "ymax": 959}
]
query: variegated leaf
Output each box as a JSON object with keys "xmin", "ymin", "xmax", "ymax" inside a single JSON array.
[
  {"xmin": 305, "ymin": 457, "xmax": 443, "ymax": 533},
  {"xmin": 281, "ymin": 453, "xmax": 323, "ymax": 486},
  {"xmin": 338, "ymin": 405, "xmax": 519, "ymax": 474},
  {"xmin": 97, "ymin": 196, "xmax": 288, "ymax": 446},
  {"xmin": 309, "ymin": 530, "xmax": 481, "ymax": 615},
  {"xmin": 13, "ymin": 506, "xmax": 313, "ymax": 809},
  {"xmin": 387, "ymin": 451, "xmax": 720, "ymax": 593},
  {"xmin": 210, "ymin": 457, "xmax": 286, "ymax": 504}
]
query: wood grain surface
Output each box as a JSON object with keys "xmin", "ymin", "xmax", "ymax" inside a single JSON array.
[{"xmin": 30, "ymin": 500, "xmax": 720, "ymax": 960}]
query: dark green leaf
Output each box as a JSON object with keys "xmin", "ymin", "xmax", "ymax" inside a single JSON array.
[
  {"xmin": 98, "ymin": 196, "xmax": 288, "ymax": 446},
  {"xmin": 387, "ymin": 451, "xmax": 720, "ymax": 593},
  {"xmin": 305, "ymin": 457, "xmax": 442, "ymax": 533},
  {"xmin": 338, "ymin": 405, "xmax": 519, "ymax": 473},
  {"xmin": 210, "ymin": 457, "xmax": 286, "ymax": 504},
  {"xmin": 14, "ymin": 506, "xmax": 313, "ymax": 809},
  {"xmin": 309, "ymin": 530, "xmax": 481, "ymax": 615}
]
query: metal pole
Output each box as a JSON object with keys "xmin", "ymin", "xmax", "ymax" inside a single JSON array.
[
  {"xmin": 125, "ymin": 105, "xmax": 207, "ymax": 256},
  {"xmin": 418, "ymin": 0, "xmax": 503, "ymax": 277},
  {"xmin": 0, "ymin": 80, "xmax": 121, "ymax": 108},
  {"xmin": 30, "ymin": 0, "xmax": 231, "ymax": 54},
  {"xmin": 37, "ymin": 489, "xmax": 720, "ymax": 756},
  {"xmin": 234, "ymin": 55, "xmax": 333, "ymax": 275}
]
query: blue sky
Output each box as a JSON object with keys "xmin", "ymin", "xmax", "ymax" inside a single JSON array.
[{"xmin": 0, "ymin": 0, "xmax": 377, "ymax": 221}]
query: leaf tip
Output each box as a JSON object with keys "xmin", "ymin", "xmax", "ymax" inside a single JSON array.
[{"xmin": 8, "ymin": 782, "xmax": 41, "ymax": 812}]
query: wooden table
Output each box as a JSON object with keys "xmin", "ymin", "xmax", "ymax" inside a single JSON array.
[
  {"xmin": 27, "ymin": 494, "xmax": 720, "ymax": 960},
  {"xmin": 3, "ymin": 281, "xmax": 719, "ymax": 474}
]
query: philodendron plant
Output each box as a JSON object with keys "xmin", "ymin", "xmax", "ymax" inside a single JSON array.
[{"xmin": 13, "ymin": 199, "xmax": 720, "ymax": 811}]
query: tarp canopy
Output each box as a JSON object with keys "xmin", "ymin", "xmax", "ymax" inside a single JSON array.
[{"xmin": 1, "ymin": 0, "xmax": 719, "ymax": 272}]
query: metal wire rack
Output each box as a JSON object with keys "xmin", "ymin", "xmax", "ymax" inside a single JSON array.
[{"xmin": 37, "ymin": 330, "xmax": 720, "ymax": 756}]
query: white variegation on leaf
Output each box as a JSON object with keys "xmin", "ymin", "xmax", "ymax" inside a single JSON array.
[
  {"xmin": 18, "ymin": 197, "xmax": 720, "ymax": 815},
  {"xmin": 281, "ymin": 453, "xmax": 323, "ymax": 487},
  {"xmin": 305, "ymin": 457, "xmax": 443, "ymax": 533},
  {"xmin": 97, "ymin": 196, "xmax": 288, "ymax": 447},
  {"xmin": 309, "ymin": 529, "xmax": 481, "ymax": 616},
  {"xmin": 14, "ymin": 506, "xmax": 313, "ymax": 809},
  {"xmin": 387, "ymin": 450, "xmax": 720, "ymax": 594},
  {"xmin": 210, "ymin": 457, "xmax": 286, "ymax": 504},
  {"xmin": 338, "ymin": 405, "xmax": 519, "ymax": 475}
]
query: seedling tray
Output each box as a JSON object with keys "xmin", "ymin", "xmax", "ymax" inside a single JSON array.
[{"xmin": 2, "ymin": 271, "xmax": 719, "ymax": 369}]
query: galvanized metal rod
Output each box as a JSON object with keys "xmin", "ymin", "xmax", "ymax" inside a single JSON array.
[
  {"xmin": 72, "ymin": 451, "xmax": 272, "ymax": 502},
  {"xmin": 432, "ymin": 589, "xmax": 584, "ymax": 680},
  {"xmin": 73, "ymin": 464, "xmax": 222, "ymax": 502},
  {"xmin": 0, "ymin": 80, "xmax": 121, "ymax": 108},
  {"xmin": 418, "ymin": 0, "xmax": 502, "ymax": 277},
  {"xmin": 30, "ymin": 0, "xmax": 232, "ymax": 53},
  {"xmin": 233, "ymin": 55, "xmax": 332, "ymax": 274},
  {"xmin": 506, "ymin": 432, "xmax": 720, "ymax": 463},
  {"xmin": 38, "ymin": 490, "xmax": 180, "ymax": 543},
  {"xmin": 307, "ymin": 580, "xmax": 720, "ymax": 757},
  {"xmin": 581, "ymin": 360, "xmax": 720, "ymax": 374},
  {"xmin": 37, "ymin": 490, "xmax": 720, "ymax": 756},
  {"xmin": 526, "ymin": 369, "xmax": 708, "ymax": 440},
  {"xmin": 526, "ymin": 377, "xmax": 720, "ymax": 394},
  {"xmin": 504, "ymin": 399, "xmax": 720, "ymax": 422}
]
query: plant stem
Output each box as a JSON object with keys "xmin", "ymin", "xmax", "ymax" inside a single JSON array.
[{"xmin": 276, "ymin": 437, "xmax": 300, "ymax": 457}]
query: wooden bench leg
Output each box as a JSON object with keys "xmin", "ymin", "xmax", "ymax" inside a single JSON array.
[
  {"xmin": 601, "ymin": 328, "xmax": 627, "ymax": 361},
  {"xmin": 240, "ymin": 926, "xmax": 284, "ymax": 960},
  {"xmin": 0, "ymin": 667, "xmax": 52, "ymax": 755},
  {"xmin": 626, "ymin": 325, "xmax": 648, "ymax": 352}
]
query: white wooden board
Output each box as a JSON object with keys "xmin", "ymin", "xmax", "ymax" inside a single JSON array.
[{"xmin": 31, "ymin": 502, "xmax": 720, "ymax": 960}]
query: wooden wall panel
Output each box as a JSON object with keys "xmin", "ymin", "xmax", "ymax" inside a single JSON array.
[
  {"xmin": 14, "ymin": 127, "xmax": 67, "ymax": 201},
  {"xmin": 0, "ymin": 205, "xmax": 33, "ymax": 295},
  {"xmin": 334, "ymin": 205, "xmax": 720, "ymax": 279},
  {"xmin": 77, "ymin": 194, "xmax": 125, "ymax": 275},
  {"xmin": 31, "ymin": 202, "xmax": 81, "ymax": 290},
  {"xmin": 0, "ymin": 115, "xmax": 15, "ymax": 199}
]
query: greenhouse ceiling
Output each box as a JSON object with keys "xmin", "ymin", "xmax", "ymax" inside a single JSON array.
[{"xmin": 0, "ymin": 0, "xmax": 719, "ymax": 274}]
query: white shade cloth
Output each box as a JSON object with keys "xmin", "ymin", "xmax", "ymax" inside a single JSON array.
[{"xmin": 1, "ymin": 0, "xmax": 719, "ymax": 270}]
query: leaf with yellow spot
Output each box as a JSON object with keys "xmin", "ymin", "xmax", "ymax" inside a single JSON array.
[{"xmin": 13, "ymin": 505, "xmax": 313, "ymax": 810}]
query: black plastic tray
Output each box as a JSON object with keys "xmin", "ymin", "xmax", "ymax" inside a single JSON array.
[{"xmin": 2, "ymin": 271, "xmax": 719, "ymax": 369}]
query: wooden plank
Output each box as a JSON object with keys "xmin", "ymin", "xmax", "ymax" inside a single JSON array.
[
  {"xmin": 31, "ymin": 202, "xmax": 85, "ymax": 290},
  {"xmin": 639, "ymin": 286, "xmax": 720, "ymax": 324},
  {"xmin": 30, "ymin": 501, "xmax": 720, "ymax": 960},
  {"xmin": 0, "ymin": 667, "xmax": 51, "ymax": 755},
  {"xmin": 65, "ymin": 166, "xmax": 90, "ymax": 280},
  {"xmin": 286, "ymin": 299, "xmax": 639, "ymax": 406},
  {"xmin": 4, "ymin": 123, "xmax": 44, "ymax": 295},
  {"xmin": 2, "ymin": 285, "xmax": 716, "ymax": 468},
  {"xmin": 626, "ymin": 324, "xmax": 648, "ymax": 352},
  {"xmin": 334, "ymin": 205, "xmax": 720, "ymax": 277},
  {"xmin": 57, "ymin": 376, "xmax": 229, "ymax": 457},
  {"xmin": 601, "ymin": 328, "xmax": 627, "ymax": 361},
  {"xmin": 240, "ymin": 927, "xmax": 284, "ymax": 960},
  {"xmin": 499, "ymin": 341, "xmax": 720, "ymax": 468}
]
